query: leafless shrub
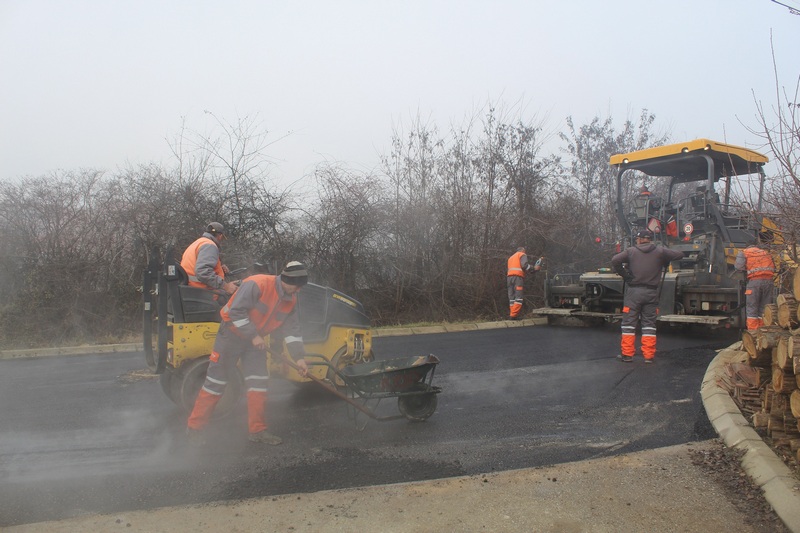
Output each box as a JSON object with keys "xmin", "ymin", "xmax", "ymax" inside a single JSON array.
[
  {"xmin": 746, "ymin": 33, "xmax": 800, "ymax": 243},
  {"xmin": 0, "ymin": 106, "xmax": 674, "ymax": 345}
]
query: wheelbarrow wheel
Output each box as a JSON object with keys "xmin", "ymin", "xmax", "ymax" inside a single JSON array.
[
  {"xmin": 176, "ymin": 356, "xmax": 244, "ymax": 418},
  {"xmin": 397, "ymin": 385, "xmax": 438, "ymax": 422}
]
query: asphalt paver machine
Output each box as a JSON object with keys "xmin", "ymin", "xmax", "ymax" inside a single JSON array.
[{"xmin": 535, "ymin": 139, "xmax": 783, "ymax": 329}]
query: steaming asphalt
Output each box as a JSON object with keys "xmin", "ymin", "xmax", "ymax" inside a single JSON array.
[{"xmin": 0, "ymin": 324, "xmax": 734, "ymax": 527}]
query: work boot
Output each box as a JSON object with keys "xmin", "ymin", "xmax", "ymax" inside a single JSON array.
[
  {"xmin": 248, "ymin": 430, "xmax": 283, "ymax": 445},
  {"xmin": 186, "ymin": 427, "xmax": 207, "ymax": 447},
  {"xmin": 616, "ymin": 354, "xmax": 633, "ymax": 363},
  {"xmin": 644, "ymin": 358, "xmax": 654, "ymax": 364}
]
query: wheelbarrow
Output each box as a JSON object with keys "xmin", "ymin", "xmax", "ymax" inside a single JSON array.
[{"xmin": 281, "ymin": 353, "xmax": 442, "ymax": 427}]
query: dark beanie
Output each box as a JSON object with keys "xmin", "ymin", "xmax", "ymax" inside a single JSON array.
[{"xmin": 281, "ymin": 261, "xmax": 308, "ymax": 286}]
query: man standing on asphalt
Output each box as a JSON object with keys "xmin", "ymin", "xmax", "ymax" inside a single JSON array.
[
  {"xmin": 611, "ymin": 230, "xmax": 683, "ymax": 363},
  {"xmin": 507, "ymin": 247, "xmax": 542, "ymax": 320},
  {"xmin": 186, "ymin": 261, "xmax": 311, "ymax": 446},
  {"xmin": 180, "ymin": 222, "xmax": 238, "ymax": 300},
  {"xmin": 735, "ymin": 234, "xmax": 776, "ymax": 331}
]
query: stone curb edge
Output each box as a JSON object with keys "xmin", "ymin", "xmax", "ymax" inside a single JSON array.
[
  {"xmin": 702, "ymin": 342, "xmax": 800, "ymax": 533},
  {"xmin": 0, "ymin": 343, "xmax": 144, "ymax": 360},
  {"xmin": 0, "ymin": 318, "xmax": 549, "ymax": 360},
  {"xmin": 372, "ymin": 317, "xmax": 546, "ymax": 337}
]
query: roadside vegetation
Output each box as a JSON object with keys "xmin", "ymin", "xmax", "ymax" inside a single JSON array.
[{"xmin": 1, "ymin": 66, "xmax": 797, "ymax": 349}]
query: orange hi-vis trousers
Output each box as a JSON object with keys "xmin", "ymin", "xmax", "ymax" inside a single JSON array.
[
  {"xmin": 247, "ymin": 390, "xmax": 268, "ymax": 433},
  {"xmin": 507, "ymin": 275, "xmax": 524, "ymax": 318},
  {"xmin": 744, "ymin": 278, "xmax": 773, "ymax": 332},
  {"xmin": 188, "ymin": 389, "xmax": 269, "ymax": 435},
  {"xmin": 746, "ymin": 317, "xmax": 764, "ymax": 331},
  {"xmin": 187, "ymin": 388, "xmax": 221, "ymax": 430},
  {"xmin": 620, "ymin": 285, "xmax": 659, "ymax": 360},
  {"xmin": 187, "ymin": 325, "xmax": 273, "ymax": 434}
]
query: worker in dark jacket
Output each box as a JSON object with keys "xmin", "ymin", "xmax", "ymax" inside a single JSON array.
[
  {"xmin": 507, "ymin": 247, "xmax": 542, "ymax": 320},
  {"xmin": 735, "ymin": 238, "xmax": 776, "ymax": 331},
  {"xmin": 186, "ymin": 261, "xmax": 310, "ymax": 446},
  {"xmin": 611, "ymin": 230, "xmax": 683, "ymax": 363}
]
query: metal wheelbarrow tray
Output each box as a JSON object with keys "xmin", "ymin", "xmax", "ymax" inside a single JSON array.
[
  {"xmin": 340, "ymin": 354, "xmax": 440, "ymax": 395},
  {"xmin": 337, "ymin": 354, "xmax": 441, "ymax": 422},
  {"xmin": 299, "ymin": 354, "xmax": 442, "ymax": 424}
]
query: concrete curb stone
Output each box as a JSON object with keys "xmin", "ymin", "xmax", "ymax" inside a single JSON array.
[
  {"xmin": 703, "ymin": 343, "xmax": 800, "ymax": 532},
  {"xmin": 0, "ymin": 343, "xmax": 142, "ymax": 360},
  {"xmin": 409, "ymin": 325, "xmax": 448, "ymax": 334},
  {"xmin": 0, "ymin": 317, "xmax": 547, "ymax": 357},
  {"xmin": 444, "ymin": 323, "xmax": 478, "ymax": 332}
]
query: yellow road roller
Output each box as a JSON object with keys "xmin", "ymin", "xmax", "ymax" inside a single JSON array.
[{"xmin": 142, "ymin": 247, "xmax": 374, "ymax": 417}]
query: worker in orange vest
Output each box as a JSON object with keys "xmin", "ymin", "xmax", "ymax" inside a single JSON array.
[
  {"xmin": 507, "ymin": 247, "xmax": 542, "ymax": 320},
  {"xmin": 735, "ymin": 235, "xmax": 776, "ymax": 331},
  {"xmin": 187, "ymin": 261, "xmax": 311, "ymax": 446},
  {"xmin": 180, "ymin": 222, "xmax": 238, "ymax": 298}
]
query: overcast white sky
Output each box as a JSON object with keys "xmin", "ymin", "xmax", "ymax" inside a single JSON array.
[{"xmin": 1, "ymin": 0, "xmax": 799, "ymax": 187}]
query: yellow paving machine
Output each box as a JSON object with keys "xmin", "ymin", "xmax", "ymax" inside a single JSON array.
[{"xmin": 534, "ymin": 139, "xmax": 786, "ymax": 329}]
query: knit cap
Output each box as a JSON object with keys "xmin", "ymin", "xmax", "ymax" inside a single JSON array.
[{"xmin": 281, "ymin": 261, "xmax": 308, "ymax": 286}]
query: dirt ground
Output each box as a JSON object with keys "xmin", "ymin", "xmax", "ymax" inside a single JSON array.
[{"xmin": 688, "ymin": 439, "xmax": 789, "ymax": 533}]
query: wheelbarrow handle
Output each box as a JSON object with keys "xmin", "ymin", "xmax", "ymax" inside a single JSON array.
[{"xmin": 266, "ymin": 349, "xmax": 389, "ymax": 421}]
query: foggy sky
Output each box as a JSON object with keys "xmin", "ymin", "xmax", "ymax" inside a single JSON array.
[{"xmin": 1, "ymin": 0, "xmax": 799, "ymax": 187}]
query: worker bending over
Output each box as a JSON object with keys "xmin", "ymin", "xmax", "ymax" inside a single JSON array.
[{"xmin": 187, "ymin": 261, "xmax": 310, "ymax": 446}]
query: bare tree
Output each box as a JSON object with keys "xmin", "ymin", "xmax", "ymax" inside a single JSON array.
[
  {"xmin": 743, "ymin": 33, "xmax": 800, "ymax": 254},
  {"xmin": 304, "ymin": 163, "xmax": 387, "ymax": 294},
  {"xmin": 560, "ymin": 110, "xmax": 668, "ymax": 252},
  {"xmin": 0, "ymin": 170, "xmax": 140, "ymax": 345},
  {"xmin": 0, "ymin": 103, "xmax": 683, "ymax": 347},
  {"xmin": 380, "ymin": 114, "xmax": 444, "ymax": 318},
  {"xmin": 0, "ymin": 112, "xmax": 306, "ymax": 348},
  {"xmin": 166, "ymin": 112, "xmax": 299, "ymax": 267}
]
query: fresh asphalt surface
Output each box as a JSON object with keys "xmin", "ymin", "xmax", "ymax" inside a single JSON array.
[{"xmin": 0, "ymin": 323, "xmax": 734, "ymax": 527}]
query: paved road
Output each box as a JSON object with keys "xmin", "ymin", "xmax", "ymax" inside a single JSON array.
[{"xmin": 0, "ymin": 324, "xmax": 733, "ymax": 526}]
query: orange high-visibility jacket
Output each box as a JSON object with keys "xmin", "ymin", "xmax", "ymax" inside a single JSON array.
[
  {"xmin": 181, "ymin": 237, "xmax": 225, "ymax": 289},
  {"xmin": 221, "ymin": 275, "xmax": 297, "ymax": 337},
  {"xmin": 743, "ymin": 247, "xmax": 776, "ymax": 280},
  {"xmin": 507, "ymin": 251, "xmax": 527, "ymax": 278}
]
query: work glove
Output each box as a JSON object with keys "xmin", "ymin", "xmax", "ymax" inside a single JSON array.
[{"xmin": 222, "ymin": 281, "xmax": 238, "ymax": 294}]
